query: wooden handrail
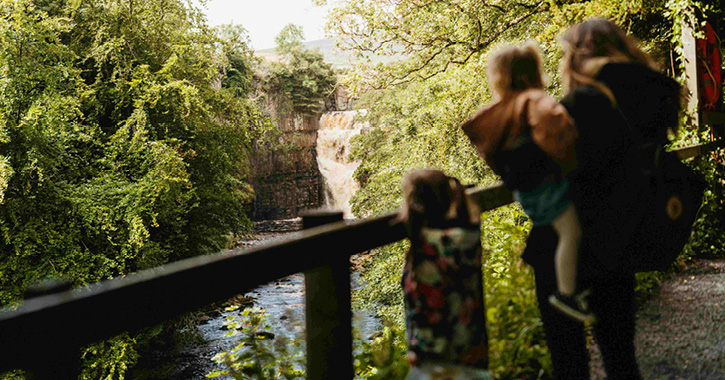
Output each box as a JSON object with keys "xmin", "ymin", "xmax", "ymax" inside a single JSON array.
[
  {"xmin": 0, "ymin": 141, "xmax": 718, "ymax": 377},
  {"xmin": 675, "ymin": 139, "xmax": 725, "ymax": 160}
]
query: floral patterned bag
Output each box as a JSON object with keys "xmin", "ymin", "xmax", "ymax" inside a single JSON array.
[{"xmin": 402, "ymin": 226, "xmax": 489, "ymax": 369}]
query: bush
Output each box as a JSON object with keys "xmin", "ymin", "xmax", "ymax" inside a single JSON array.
[
  {"xmin": 0, "ymin": 0, "xmax": 267, "ymax": 377},
  {"xmin": 208, "ymin": 307, "xmax": 305, "ymax": 380}
]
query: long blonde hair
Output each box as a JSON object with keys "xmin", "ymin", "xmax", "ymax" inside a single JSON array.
[
  {"xmin": 487, "ymin": 41, "xmax": 546, "ymax": 99},
  {"xmin": 560, "ymin": 18, "xmax": 656, "ymax": 101}
]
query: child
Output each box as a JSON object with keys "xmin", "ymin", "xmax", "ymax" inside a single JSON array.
[
  {"xmin": 460, "ymin": 42, "xmax": 595, "ymax": 324},
  {"xmin": 398, "ymin": 169, "xmax": 491, "ymax": 380}
]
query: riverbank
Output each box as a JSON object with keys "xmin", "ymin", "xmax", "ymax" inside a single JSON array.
[
  {"xmin": 148, "ymin": 219, "xmax": 379, "ymax": 379},
  {"xmin": 132, "ymin": 224, "xmax": 303, "ymax": 379}
]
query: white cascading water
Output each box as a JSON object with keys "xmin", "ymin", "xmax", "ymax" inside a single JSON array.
[{"xmin": 316, "ymin": 111, "xmax": 368, "ymax": 218}]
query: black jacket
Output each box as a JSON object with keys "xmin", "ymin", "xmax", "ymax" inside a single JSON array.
[
  {"xmin": 597, "ymin": 62, "xmax": 681, "ymax": 144},
  {"xmin": 521, "ymin": 63, "xmax": 680, "ymax": 273}
]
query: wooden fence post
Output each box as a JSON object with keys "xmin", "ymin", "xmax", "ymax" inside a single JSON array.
[
  {"xmin": 302, "ymin": 209, "xmax": 353, "ymax": 380},
  {"xmin": 681, "ymin": 11, "xmax": 700, "ymax": 127}
]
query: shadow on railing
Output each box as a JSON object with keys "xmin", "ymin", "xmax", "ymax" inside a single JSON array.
[{"xmin": 0, "ymin": 140, "xmax": 722, "ymax": 379}]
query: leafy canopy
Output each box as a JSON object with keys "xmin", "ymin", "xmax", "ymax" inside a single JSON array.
[
  {"xmin": 0, "ymin": 0, "xmax": 267, "ymax": 377},
  {"xmin": 261, "ymin": 23, "xmax": 337, "ymax": 117},
  {"xmin": 329, "ymin": 0, "xmax": 722, "ymax": 378},
  {"xmin": 275, "ymin": 23, "xmax": 306, "ymax": 55},
  {"xmin": 327, "ymin": 0, "xmax": 683, "ymax": 93}
]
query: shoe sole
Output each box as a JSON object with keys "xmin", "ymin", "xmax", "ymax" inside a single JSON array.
[{"xmin": 548, "ymin": 295, "xmax": 597, "ymax": 324}]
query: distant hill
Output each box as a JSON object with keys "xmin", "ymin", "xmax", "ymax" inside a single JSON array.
[{"xmin": 255, "ymin": 38, "xmax": 403, "ymax": 69}]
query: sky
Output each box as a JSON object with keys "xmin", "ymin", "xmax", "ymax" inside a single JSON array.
[{"xmin": 202, "ymin": 0, "xmax": 335, "ymax": 51}]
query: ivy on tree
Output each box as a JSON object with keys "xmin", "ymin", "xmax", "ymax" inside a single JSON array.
[{"xmin": 0, "ymin": 0, "xmax": 267, "ymax": 378}]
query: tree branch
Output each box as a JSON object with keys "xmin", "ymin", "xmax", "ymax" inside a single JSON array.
[{"xmin": 371, "ymin": 1, "xmax": 547, "ymax": 88}]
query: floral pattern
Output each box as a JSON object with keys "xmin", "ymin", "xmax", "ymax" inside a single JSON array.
[{"xmin": 402, "ymin": 227, "xmax": 489, "ymax": 369}]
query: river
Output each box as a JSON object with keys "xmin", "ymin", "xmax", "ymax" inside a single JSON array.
[
  {"xmin": 161, "ymin": 111, "xmax": 372, "ymax": 378},
  {"xmin": 162, "ymin": 219, "xmax": 380, "ymax": 379}
]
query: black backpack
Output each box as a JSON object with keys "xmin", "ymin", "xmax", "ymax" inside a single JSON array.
[
  {"xmin": 621, "ymin": 147, "xmax": 707, "ymax": 273},
  {"xmin": 597, "ymin": 64, "xmax": 707, "ymax": 272}
]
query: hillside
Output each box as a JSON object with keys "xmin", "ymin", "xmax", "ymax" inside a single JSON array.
[{"xmin": 255, "ymin": 38, "xmax": 403, "ymax": 69}]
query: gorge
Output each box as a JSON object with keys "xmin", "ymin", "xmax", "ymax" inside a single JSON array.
[{"xmin": 248, "ymin": 88, "xmax": 366, "ymax": 221}]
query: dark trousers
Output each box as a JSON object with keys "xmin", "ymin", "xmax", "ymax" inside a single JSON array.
[{"xmin": 533, "ymin": 256, "xmax": 642, "ymax": 380}]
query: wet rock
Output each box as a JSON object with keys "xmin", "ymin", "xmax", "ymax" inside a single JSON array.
[
  {"xmin": 197, "ymin": 315, "xmax": 211, "ymax": 323},
  {"xmin": 229, "ymin": 295, "xmax": 255, "ymax": 307},
  {"xmin": 253, "ymin": 218, "xmax": 303, "ymax": 232},
  {"xmin": 254, "ymin": 332, "xmax": 275, "ymax": 340}
]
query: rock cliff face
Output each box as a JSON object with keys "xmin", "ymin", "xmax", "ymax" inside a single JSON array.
[
  {"xmin": 248, "ymin": 86, "xmax": 359, "ymax": 221},
  {"xmin": 248, "ymin": 114, "xmax": 324, "ymax": 221}
]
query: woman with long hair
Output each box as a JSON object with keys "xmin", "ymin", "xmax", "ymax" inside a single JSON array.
[{"xmin": 520, "ymin": 18, "xmax": 680, "ymax": 379}]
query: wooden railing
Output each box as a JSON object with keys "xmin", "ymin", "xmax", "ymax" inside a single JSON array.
[{"xmin": 0, "ymin": 140, "xmax": 722, "ymax": 379}]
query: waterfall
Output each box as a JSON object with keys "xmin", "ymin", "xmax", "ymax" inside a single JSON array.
[{"xmin": 316, "ymin": 111, "xmax": 368, "ymax": 218}]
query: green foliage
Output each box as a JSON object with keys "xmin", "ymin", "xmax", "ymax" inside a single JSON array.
[
  {"xmin": 328, "ymin": 0, "xmax": 552, "ymax": 91},
  {"xmin": 634, "ymin": 271, "xmax": 664, "ymax": 302},
  {"xmin": 207, "ymin": 307, "xmax": 305, "ymax": 380},
  {"xmin": 354, "ymin": 321, "xmax": 410, "ymax": 380},
  {"xmin": 80, "ymin": 334, "xmax": 138, "ymax": 380},
  {"xmin": 347, "ymin": 63, "xmax": 499, "ymax": 219},
  {"xmin": 217, "ymin": 23, "xmax": 257, "ymax": 98},
  {"xmin": 339, "ymin": 6, "xmax": 553, "ymax": 376},
  {"xmin": 261, "ymin": 24, "xmax": 337, "ymax": 117},
  {"xmin": 352, "ymin": 205, "xmax": 550, "ymax": 379},
  {"xmin": 663, "ymin": 0, "xmax": 725, "ymax": 266},
  {"xmin": 0, "ymin": 0, "xmax": 265, "ymax": 303},
  {"xmin": 334, "ymin": 1, "xmax": 721, "ymax": 379},
  {"xmin": 664, "ymin": 0, "xmax": 715, "ymax": 84},
  {"xmin": 329, "ymin": 0, "xmax": 679, "ymax": 93},
  {"xmin": 274, "ymin": 24, "xmax": 306, "ymax": 55},
  {"xmin": 0, "ymin": 0, "xmax": 268, "ymax": 377},
  {"xmin": 480, "ymin": 206, "xmax": 551, "ymax": 380}
]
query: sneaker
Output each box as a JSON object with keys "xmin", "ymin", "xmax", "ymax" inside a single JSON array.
[{"xmin": 548, "ymin": 290, "xmax": 597, "ymax": 324}]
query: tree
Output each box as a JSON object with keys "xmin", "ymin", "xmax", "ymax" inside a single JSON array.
[
  {"xmin": 327, "ymin": 0, "xmax": 550, "ymax": 90},
  {"xmin": 0, "ymin": 0, "xmax": 268, "ymax": 377},
  {"xmin": 326, "ymin": 0, "xmax": 717, "ymax": 378},
  {"xmin": 274, "ymin": 23, "xmax": 305, "ymax": 54},
  {"xmin": 262, "ymin": 24, "xmax": 336, "ymax": 117},
  {"xmin": 327, "ymin": 0, "xmax": 681, "ymax": 92},
  {"xmin": 217, "ymin": 23, "xmax": 257, "ymax": 97}
]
